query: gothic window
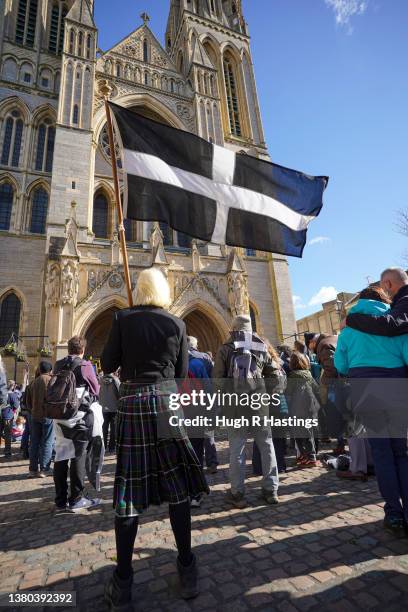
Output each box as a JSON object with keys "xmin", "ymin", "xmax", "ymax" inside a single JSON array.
[
  {"xmin": 246, "ymin": 248, "xmax": 256, "ymax": 257},
  {"xmin": 1, "ymin": 110, "xmax": 24, "ymax": 168},
  {"xmin": 177, "ymin": 232, "xmax": 192, "ymax": 249},
  {"xmin": 144, "ymin": 71, "xmax": 148, "ymax": 85},
  {"xmin": 0, "ymin": 293, "xmax": 21, "ymax": 346},
  {"xmin": 99, "ymin": 125, "xmax": 122, "ymax": 169},
  {"xmin": 86, "ymin": 34, "xmax": 92, "ymax": 59},
  {"xmin": 143, "ymin": 39, "xmax": 149, "ymax": 63},
  {"xmin": 49, "ymin": 3, "xmax": 68, "ymax": 54},
  {"xmin": 159, "ymin": 222, "xmax": 173, "ymax": 246},
  {"xmin": 69, "ymin": 29, "xmax": 75, "ymax": 54},
  {"xmin": 116, "ymin": 64, "xmax": 121, "ymax": 78},
  {"xmin": 29, "ymin": 186, "xmax": 48, "ymax": 234},
  {"xmin": 223, "ymin": 53, "xmax": 241, "ymax": 137},
  {"xmin": 72, "ymin": 104, "xmax": 79, "ymax": 125},
  {"xmin": 35, "ymin": 119, "xmax": 55, "ymax": 172},
  {"xmin": 93, "ymin": 192, "xmax": 109, "ymax": 239},
  {"xmin": 15, "ymin": 0, "xmax": 38, "ymax": 48},
  {"xmin": 0, "ymin": 182, "xmax": 14, "ymax": 231},
  {"xmin": 210, "ymin": 0, "xmax": 216, "ymax": 13},
  {"xmin": 78, "ymin": 31, "xmax": 84, "ymax": 57},
  {"xmin": 124, "ymin": 219, "xmax": 137, "ymax": 243}
]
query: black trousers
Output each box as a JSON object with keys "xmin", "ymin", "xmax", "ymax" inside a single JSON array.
[
  {"xmin": 103, "ymin": 412, "xmax": 116, "ymax": 451},
  {"xmin": 53, "ymin": 454, "xmax": 87, "ymax": 507},
  {"xmin": 0, "ymin": 418, "xmax": 12, "ymax": 455}
]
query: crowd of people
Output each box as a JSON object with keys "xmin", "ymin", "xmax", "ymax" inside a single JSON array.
[{"xmin": 1, "ymin": 266, "xmax": 408, "ymax": 611}]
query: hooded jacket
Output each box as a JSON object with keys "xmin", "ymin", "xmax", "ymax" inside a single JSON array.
[
  {"xmin": 346, "ymin": 284, "xmax": 408, "ymax": 337},
  {"xmin": 315, "ymin": 334, "xmax": 338, "ymax": 384},
  {"xmin": 334, "ymin": 299, "xmax": 408, "ymax": 374}
]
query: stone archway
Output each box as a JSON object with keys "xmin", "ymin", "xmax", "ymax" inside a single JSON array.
[
  {"xmin": 84, "ymin": 306, "xmax": 118, "ymax": 359},
  {"xmin": 183, "ymin": 309, "xmax": 225, "ymax": 358}
]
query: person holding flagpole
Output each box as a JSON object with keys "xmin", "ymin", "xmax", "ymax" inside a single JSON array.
[{"xmin": 101, "ymin": 267, "xmax": 209, "ymax": 610}]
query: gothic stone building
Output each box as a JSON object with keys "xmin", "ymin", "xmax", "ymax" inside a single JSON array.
[{"xmin": 0, "ymin": 0, "xmax": 296, "ymax": 375}]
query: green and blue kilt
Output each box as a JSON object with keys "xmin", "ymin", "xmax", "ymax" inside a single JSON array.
[{"xmin": 114, "ymin": 381, "xmax": 209, "ymax": 517}]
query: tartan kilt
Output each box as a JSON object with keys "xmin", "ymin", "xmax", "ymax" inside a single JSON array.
[{"xmin": 114, "ymin": 381, "xmax": 209, "ymax": 517}]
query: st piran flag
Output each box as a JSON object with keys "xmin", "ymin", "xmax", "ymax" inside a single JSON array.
[{"xmin": 110, "ymin": 102, "xmax": 328, "ymax": 257}]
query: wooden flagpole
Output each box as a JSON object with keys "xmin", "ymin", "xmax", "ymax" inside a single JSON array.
[{"xmin": 101, "ymin": 83, "xmax": 133, "ymax": 307}]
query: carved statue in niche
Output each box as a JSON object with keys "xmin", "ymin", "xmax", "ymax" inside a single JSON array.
[
  {"xmin": 229, "ymin": 273, "xmax": 249, "ymax": 315},
  {"xmin": 174, "ymin": 275, "xmax": 182, "ymax": 297},
  {"xmin": 61, "ymin": 261, "xmax": 79, "ymax": 306},
  {"xmin": 88, "ymin": 270, "xmax": 97, "ymax": 292},
  {"xmin": 47, "ymin": 265, "xmax": 60, "ymax": 306}
]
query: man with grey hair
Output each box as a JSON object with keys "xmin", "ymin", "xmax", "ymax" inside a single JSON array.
[
  {"xmin": 213, "ymin": 314, "xmax": 279, "ymax": 508},
  {"xmin": 347, "ymin": 267, "xmax": 408, "ymax": 335}
]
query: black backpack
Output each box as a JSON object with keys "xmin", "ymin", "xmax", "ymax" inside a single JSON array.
[{"xmin": 45, "ymin": 357, "xmax": 82, "ymax": 420}]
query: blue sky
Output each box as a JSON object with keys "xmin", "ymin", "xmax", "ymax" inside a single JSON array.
[{"xmin": 95, "ymin": 0, "xmax": 408, "ymax": 317}]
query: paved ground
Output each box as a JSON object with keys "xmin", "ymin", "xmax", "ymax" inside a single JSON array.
[{"xmin": 1, "ymin": 440, "xmax": 408, "ymax": 612}]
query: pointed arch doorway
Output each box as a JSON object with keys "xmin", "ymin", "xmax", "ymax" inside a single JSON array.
[
  {"xmin": 183, "ymin": 309, "xmax": 225, "ymax": 358},
  {"xmin": 84, "ymin": 306, "xmax": 118, "ymax": 360}
]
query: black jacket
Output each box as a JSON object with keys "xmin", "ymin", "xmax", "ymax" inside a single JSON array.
[
  {"xmin": 347, "ymin": 285, "xmax": 408, "ymax": 337},
  {"xmin": 101, "ymin": 306, "xmax": 188, "ymax": 383}
]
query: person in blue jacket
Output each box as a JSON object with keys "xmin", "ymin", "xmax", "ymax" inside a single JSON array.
[
  {"xmin": 335, "ymin": 286, "xmax": 408, "ymax": 537},
  {"xmin": 0, "ymin": 356, "xmax": 12, "ymax": 457}
]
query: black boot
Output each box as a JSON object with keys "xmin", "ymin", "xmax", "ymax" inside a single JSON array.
[
  {"xmin": 177, "ymin": 554, "xmax": 199, "ymax": 600},
  {"xmin": 104, "ymin": 570, "xmax": 133, "ymax": 612}
]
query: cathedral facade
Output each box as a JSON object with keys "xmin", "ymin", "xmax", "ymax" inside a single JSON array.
[{"xmin": 0, "ymin": 0, "xmax": 296, "ymax": 374}]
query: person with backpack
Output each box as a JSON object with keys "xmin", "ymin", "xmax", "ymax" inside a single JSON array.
[
  {"xmin": 252, "ymin": 341, "xmax": 288, "ymax": 475},
  {"xmin": 99, "ymin": 371, "xmax": 120, "ymax": 453},
  {"xmin": 0, "ymin": 355, "xmax": 12, "ymax": 457},
  {"xmin": 50, "ymin": 336, "xmax": 100, "ymax": 513},
  {"xmin": 213, "ymin": 315, "xmax": 279, "ymax": 509},
  {"xmin": 187, "ymin": 337, "xmax": 219, "ymax": 475},
  {"xmin": 26, "ymin": 361, "xmax": 54, "ymax": 478}
]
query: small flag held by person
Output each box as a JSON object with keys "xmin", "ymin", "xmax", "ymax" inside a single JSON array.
[{"xmin": 110, "ymin": 102, "xmax": 328, "ymax": 257}]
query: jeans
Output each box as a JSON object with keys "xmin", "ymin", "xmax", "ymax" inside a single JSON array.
[
  {"xmin": 102, "ymin": 411, "xmax": 116, "ymax": 451},
  {"xmin": 204, "ymin": 432, "xmax": 218, "ymax": 468},
  {"xmin": 0, "ymin": 418, "xmax": 12, "ymax": 455},
  {"xmin": 253, "ymin": 436, "xmax": 287, "ymax": 473},
  {"xmin": 229, "ymin": 425, "xmax": 278, "ymax": 495},
  {"xmin": 29, "ymin": 418, "xmax": 54, "ymax": 472},
  {"xmin": 368, "ymin": 437, "xmax": 408, "ymax": 521},
  {"xmin": 21, "ymin": 413, "xmax": 31, "ymax": 457},
  {"xmin": 53, "ymin": 454, "xmax": 87, "ymax": 507}
]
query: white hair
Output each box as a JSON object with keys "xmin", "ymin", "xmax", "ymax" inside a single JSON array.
[
  {"xmin": 134, "ymin": 267, "xmax": 171, "ymax": 309},
  {"xmin": 187, "ymin": 336, "xmax": 198, "ymax": 350},
  {"xmin": 0, "ymin": 355, "xmax": 4, "ymax": 376}
]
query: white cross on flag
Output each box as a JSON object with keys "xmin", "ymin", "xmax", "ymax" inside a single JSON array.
[{"xmin": 110, "ymin": 103, "xmax": 328, "ymax": 257}]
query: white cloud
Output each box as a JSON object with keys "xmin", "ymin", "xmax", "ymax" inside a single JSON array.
[
  {"xmin": 324, "ymin": 0, "xmax": 369, "ymax": 32},
  {"xmin": 308, "ymin": 286, "xmax": 338, "ymax": 306},
  {"xmin": 308, "ymin": 236, "xmax": 331, "ymax": 246},
  {"xmin": 293, "ymin": 295, "xmax": 307, "ymax": 310}
]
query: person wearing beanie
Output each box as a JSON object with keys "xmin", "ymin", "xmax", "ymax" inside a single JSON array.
[{"xmin": 213, "ymin": 315, "xmax": 279, "ymax": 508}]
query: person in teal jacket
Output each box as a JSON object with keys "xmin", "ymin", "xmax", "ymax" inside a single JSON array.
[
  {"xmin": 335, "ymin": 286, "xmax": 408, "ymax": 538},
  {"xmin": 335, "ymin": 298, "xmax": 408, "ymax": 374}
]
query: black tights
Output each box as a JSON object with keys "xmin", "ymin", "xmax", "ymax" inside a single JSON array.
[{"xmin": 115, "ymin": 500, "xmax": 192, "ymax": 579}]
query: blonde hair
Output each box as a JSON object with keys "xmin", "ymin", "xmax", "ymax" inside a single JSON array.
[{"xmin": 134, "ymin": 268, "xmax": 171, "ymax": 309}]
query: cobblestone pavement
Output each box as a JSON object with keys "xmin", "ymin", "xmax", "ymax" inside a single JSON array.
[{"xmin": 1, "ymin": 440, "xmax": 408, "ymax": 612}]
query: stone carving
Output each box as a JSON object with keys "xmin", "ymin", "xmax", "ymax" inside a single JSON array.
[
  {"xmin": 228, "ymin": 273, "xmax": 249, "ymax": 316},
  {"xmin": 88, "ymin": 270, "xmax": 97, "ymax": 292},
  {"xmin": 46, "ymin": 265, "xmax": 60, "ymax": 307},
  {"xmin": 177, "ymin": 104, "xmax": 192, "ymax": 120},
  {"xmin": 61, "ymin": 261, "xmax": 79, "ymax": 306},
  {"xmin": 108, "ymin": 272, "xmax": 124, "ymax": 290}
]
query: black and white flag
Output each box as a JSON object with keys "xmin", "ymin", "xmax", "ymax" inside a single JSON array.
[{"xmin": 110, "ymin": 103, "xmax": 328, "ymax": 257}]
